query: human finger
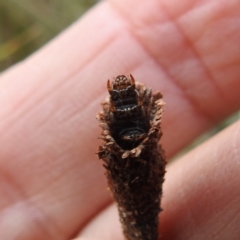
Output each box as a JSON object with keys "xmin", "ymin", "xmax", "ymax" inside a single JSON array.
[{"xmin": 78, "ymin": 119, "xmax": 240, "ymax": 239}]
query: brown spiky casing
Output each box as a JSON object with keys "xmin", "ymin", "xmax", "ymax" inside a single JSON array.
[{"xmin": 97, "ymin": 75, "xmax": 166, "ymax": 240}]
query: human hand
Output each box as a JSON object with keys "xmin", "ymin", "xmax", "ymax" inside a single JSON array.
[{"xmin": 0, "ymin": 0, "xmax": 240, "ymax": 239}]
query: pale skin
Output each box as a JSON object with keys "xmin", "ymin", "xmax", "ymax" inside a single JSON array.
[{"xmin": 0, "ymin": 0, "xmax": 240, "ymax": 239}]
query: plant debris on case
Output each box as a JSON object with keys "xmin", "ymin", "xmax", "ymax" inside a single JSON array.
[{"xmin": 97, "ymin": 75, "xmax": 166, "ymax": 240}]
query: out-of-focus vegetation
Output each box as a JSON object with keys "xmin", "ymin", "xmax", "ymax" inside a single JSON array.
[{"xmin": 0, "ymin": 0, "xmax": 98, "ymax": 71}]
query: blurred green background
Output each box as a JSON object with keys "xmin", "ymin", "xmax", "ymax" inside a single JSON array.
[
  {"xmin": 0, "ymin": 0, "xmax": 239, "ymax": 154},
  {"xmin": 0, "ymin": 0, "xmax": 98, "ymax": 71}
]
